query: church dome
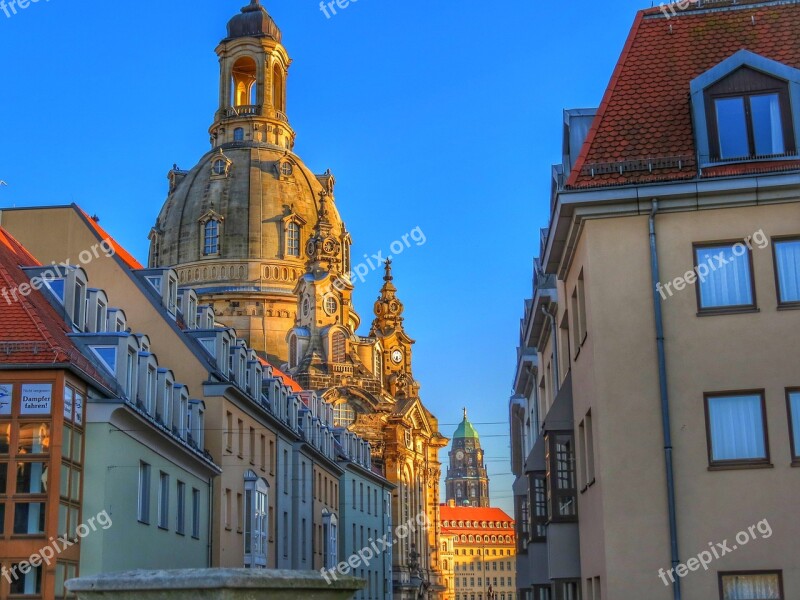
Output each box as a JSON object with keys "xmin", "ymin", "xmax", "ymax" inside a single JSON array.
[
  {"xmin": 152, "ymin": 143, "xmax": 344, "ymax": 295},
  {"xmin": 227, "ymin": 0, "xmax": 281, "ymax": 42}
]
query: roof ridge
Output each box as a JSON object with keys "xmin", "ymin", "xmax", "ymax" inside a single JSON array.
[{"xmin": 566, "ymin": 10, "xmax": 645, "ymax": 188}]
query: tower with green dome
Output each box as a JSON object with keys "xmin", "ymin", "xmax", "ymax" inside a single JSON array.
[{"xmin": 445, "ymin": 408, "xmax": 490, "ymax": 507}]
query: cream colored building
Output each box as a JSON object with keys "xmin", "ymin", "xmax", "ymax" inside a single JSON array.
[{"xmin": 510, "ymin": 2, "xmax": 800, "ymax": 600}]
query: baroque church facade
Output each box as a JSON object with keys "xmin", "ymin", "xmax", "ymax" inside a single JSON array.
[
  {"xmin": 445, "ymin": 410, "xmax": 490, "ymax": 507},
  {"xmin": 148, "ymin": 1, "xmax": 447, "ymax": 596}
]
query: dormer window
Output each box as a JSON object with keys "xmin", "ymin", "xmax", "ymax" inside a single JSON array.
[
  {"xmin": 691, "ymin": 52, "xmax": 800, "ymax": 165},
  {"xmin": 707, "ymin": 71, "xmax": 793, "ymax": 160},
  {"xmin": 45, "ymin": 278, "xmax": 65, "ymax": 303},
  {"xmin": 213, "ymin": 159, "xmax": 228, "ymax": 177},
  {"xmin": 203, "ymin": 219, "xmax": 221, "ymax": 256},
  {"xmin": 287, "ymin": 222, "xmax": 300, "ymax": 257}
]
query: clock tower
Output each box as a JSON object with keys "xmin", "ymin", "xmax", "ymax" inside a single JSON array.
[{"xmin": 445, "ymin": 409, "xmax": 490, "ymax": 507}]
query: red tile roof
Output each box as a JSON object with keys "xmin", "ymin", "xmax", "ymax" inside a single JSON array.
[
  {"xmin": 0, "ymin": 227, "xmax": 109, "ymax": 386},
  {"xmin": 440, "ymin": 505, "xmax": 514, "ymax": 525},
  {"xmin": 78, "ymin": 207, "xmax": 144, "ymax": 270},
  {"xmin": 567, "ymin": 0, "xmax": 800, "ymax": 188},
  {"xmin": 258, "ymin": 357, "xmax": 304, "ymax": 393}
]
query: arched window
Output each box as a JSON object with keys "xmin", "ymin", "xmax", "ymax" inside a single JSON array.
[
  {"xmin": 287, "ymin": 223, "xmax": 300, "ymax": 257},
  {"xmin": 289, "ymin": 334, "xmax": 298, "ymax": 368},
  {"xmin": 272, "ymin": 64, "xmax": 285, "ymax": 112},
  {"xmin": 232, "ymin": 57, "xmax": 257, "ymax": 107},
  {"xmin": 374, "ymin": 348, "xmax": 383, "ymax": 381},
  {"xmin": 234, "ymin": 127, "xmax": 244, "ymax": 141},
  {"xmin": 333, "ymin": 402, "xmax": 356, "ymax": 427},
  {"xmin": 331, "ymin": 331, "xmax": 345, "ymax": 363},
  {"xmin": 203, "ymin": 219, "xmax": 220, "ymax": 256}
]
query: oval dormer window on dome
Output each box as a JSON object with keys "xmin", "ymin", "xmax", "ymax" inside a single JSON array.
[{"xmin": 213, "ymin": 159, "xmax": 227, "ymax": 177}]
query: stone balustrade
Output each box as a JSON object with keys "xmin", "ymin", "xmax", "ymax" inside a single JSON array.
[{"xmin": 66, "ymin": 568, "xmax": 365, "ymax": 600}]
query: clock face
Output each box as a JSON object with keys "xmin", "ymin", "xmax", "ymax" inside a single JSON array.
[
  {"xmin": 391, "ymin": 349, "xmax": 403, "ymax": 364},
  {"xmin": 456, "ymin": 450, "xmax": 465, "ymax": 460}
]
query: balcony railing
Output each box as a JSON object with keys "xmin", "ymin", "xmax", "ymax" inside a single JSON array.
[{"xmin": 225, "ymin": 105, "xmax": 262, "ymax": 118}]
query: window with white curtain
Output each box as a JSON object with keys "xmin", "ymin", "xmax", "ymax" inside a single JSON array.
[
  {"xmin": 695, "ymin": 243, "xmax": 755, "ymax": 311},
  {"xmin": 705, "ymin": 392, "xmax": 769, "ymax": 465},
  {"xmin": 787, "ymin": 390, "xmax": 800, "ymax": 462},
  {"xmin": 774, "ymin": 238, "xmax": 800, "ymax": 305},
  {"xmin": 720, "ymin": 572, "xmax": 783, "ymax": 599}
]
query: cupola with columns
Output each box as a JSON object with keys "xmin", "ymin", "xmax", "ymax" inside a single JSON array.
[{"xmin": 210, "ymin": 0, "xmax": 295, "ymax": 150}]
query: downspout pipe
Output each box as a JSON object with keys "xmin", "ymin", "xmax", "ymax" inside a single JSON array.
[
  {"xmin": 541, "ymin": 306, "xmax": 560, "ymax": 395},
  {"xmin": 649, "ymin": 199, "xmax": 682, "ymax": 600}
]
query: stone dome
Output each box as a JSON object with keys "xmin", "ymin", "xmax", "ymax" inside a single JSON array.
[
  {"xmin": 151, "ymin": 141, "xmax": 345, "ymax": 298},
  {"xmin": 226, "ymin": 1, "xmax": 281, "ymax": 42}
]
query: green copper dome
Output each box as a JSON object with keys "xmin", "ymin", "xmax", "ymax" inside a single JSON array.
[{"xmin": 453, "ymin": 408, "xmax": 480, "ymax": 439}]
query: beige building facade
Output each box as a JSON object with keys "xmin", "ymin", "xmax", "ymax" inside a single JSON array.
[{"xmin": 510, "ymin": 2, "xmax": 800, "ymax": 600}]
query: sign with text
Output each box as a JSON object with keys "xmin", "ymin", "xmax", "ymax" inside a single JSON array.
[
  {"xmin": 21, "ymin": 384, "xmax": 53, "ymax": 415},
  {"xmin": 0, "ymin": 383, "xmax": 11, "ymax": 415},
  {"xmin": 64, "ymin": 389, "xmax": 74, "ymax": 422}
]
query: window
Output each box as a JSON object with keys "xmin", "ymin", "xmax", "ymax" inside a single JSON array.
[
  {"xmin": 578, "ymin": 410, "xmax": 595, "ymax": 489},
  {"xmin": 774, "ymin": 238, "xmax": 800, "ymax": 306},
  {"xmin": 694, "ymin": 242, "xmax": 756, "ymax": 312},
  {"xmin": 244, "ymin": 472, "xmax": 269, "ymax": 568},
  {"xmin": 158, "ymin": 472, "xmax": 170, "ymax": 529},
  {"xmin": 72, "ymin": 279, "xmax": 85, "ymax": 329},
  {"xmin": 192, "ymin": 488, "xmax": 201, "ymax": 539},
  {"xmin": 705, "ymin": 67, "xmax": 795, "ymax": 161},
  {"xmin": 719, "ymin": 572, "xmax": 783, "ymax": 599},
  {"xmin": 331, "ymin": 331, "xmax": 346, "ymax": 363},
  {"xmin": 555, "ymin": 581, "xmax": 580, "ymax": 600},
  {"xmin": 334, "ymin": 402, "xmax": 356, "ymax": 427},
  {"xmin": 138, "ymin": 462, "xmax": 151, "ymax": 524},
  {"xmin": 13, "ymin": 502, "xmax": 46, "ymax": 534},
  {"xmin": 546, "ymin": 433, "xmax": 577, "ymax": 521},
  {"xmin": 705, "ymin": 392, "xmax": 769, "ymax": 467},
  {"xmin": 212, "ymin": 159, "xmax": 228, "ymax": 176},
  {"xmin": 530, "ymin": 473, "xmax": 546, "ymax": 542},
  {"xmin": 287, "ymin": 223, "xmax": 300, "ymax": 257},
  {"xmin": 786, "ymin": 390, "xmax": 800, "ymax": 464},
  {"xmin": 9, "ymin": 563, "xmax": 42, "ymax": 595},
  {"xmin": 176, "ymin": 481, "xmax": 186, "ymax": 535},
  {"xmin": 203, "ymin": 219, "xmax": 221, "ymax": 256},
  {"xmin": 324, "ymin": 296, "xmax": 338, "ymax": 316},
  {"xmin": 234, "ymin": 127, "xmax": 244, "ymax": 141}
]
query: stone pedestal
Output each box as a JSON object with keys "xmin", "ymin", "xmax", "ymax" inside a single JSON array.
[{"xmin": 66, "ymin": 569, "xmax": 365, "ymax": 600}]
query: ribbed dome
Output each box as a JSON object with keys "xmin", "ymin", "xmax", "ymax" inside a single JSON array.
[
  {"xmin": 152, "ymin": 142, "xmax": 344, "ymax": 295},
  {"xmin": 227, "ymin": 0, "xmax": 281, "ymax": 42}
]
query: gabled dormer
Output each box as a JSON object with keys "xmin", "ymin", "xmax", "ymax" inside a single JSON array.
[
  {"xmin": 177, "ymin": 288, "xmax": 199, "ymax": 329},
  {"xmin": 135, "ymin": 268, "xmax": 180, "ymax": 318},
  {"xmin": 691, "ymin": 50, "xmax": 800, "ymax": 166}
]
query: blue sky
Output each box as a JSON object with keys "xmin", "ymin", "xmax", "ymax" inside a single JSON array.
[{"xmin": 0, "ymin": 0, "xmax": 650, "ymax": 514}]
